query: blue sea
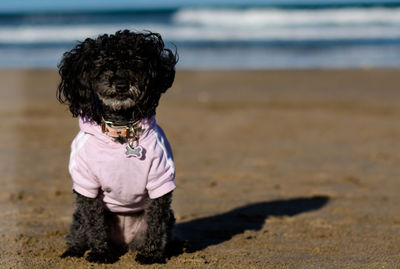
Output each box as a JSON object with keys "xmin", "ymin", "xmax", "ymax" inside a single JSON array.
[{"xmin": 1, "ymin": 0, "xmax": 400, "ymax": 69}]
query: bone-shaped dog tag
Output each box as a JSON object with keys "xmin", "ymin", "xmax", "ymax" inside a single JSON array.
[{"xmin": 125, "ymin": 145, "xmax": 143, "ymax": 158}]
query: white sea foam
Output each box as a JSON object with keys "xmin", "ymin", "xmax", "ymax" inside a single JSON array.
[
  {"xmin": 1, "ymin": 7, "xmax": 400, "ymax": 44},
  {"xmin": 1, "ymin": 6, "xmax": 400, "ymax": 68},
  {"xmin": 1, "ymin": 23, "xmax": 400, "ymax": 43},
  {"xmin": 173, "ymin": 7, "xmax": 400, "ymax": 27},
  {"xmin": 0, "ymin": 25, "xmax": 122, "ymax": 43}
]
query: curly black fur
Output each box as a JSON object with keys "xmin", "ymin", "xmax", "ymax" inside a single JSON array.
[
  {"xmin": 61, "ymin": 191, "xmax": 174, "ymax": 264},
  {"xmin": 58, "ymin": 30, "xmax": 177, "ymax": 264},
  {"xmin": 57, "ymin": 30, "xmax": 177, "ymax": 124},
  {"xmin": 61, "ymin": 191, "xmax": 116, "ymax": 263},
  {"xmin": 133, "ymin": 193, "xmax": 175, "ymax": 264}
]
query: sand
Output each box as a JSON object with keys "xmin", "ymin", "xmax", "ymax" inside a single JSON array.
[{"xmin": 0, "ymin": 69, "xmax": 399, "ymax": 268}]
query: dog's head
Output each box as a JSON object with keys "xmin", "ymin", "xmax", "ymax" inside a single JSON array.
[{"xmin": 57, "ymin": 30, "xmax": 178, "ymax": 124}]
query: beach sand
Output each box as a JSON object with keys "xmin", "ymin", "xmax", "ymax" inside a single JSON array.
[{"xmin": 0, "ymin": 69, "xmax": 399, "ymax": 268}]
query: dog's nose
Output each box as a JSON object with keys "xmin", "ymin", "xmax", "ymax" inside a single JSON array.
[{"xmin": 115, "ymin": 81, "xmax": 129, "ymax": 93}]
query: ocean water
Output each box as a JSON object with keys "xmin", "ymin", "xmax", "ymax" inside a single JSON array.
[{"xmin": 1, "ymin": 0, "xmax": 400, "ymax": 69}]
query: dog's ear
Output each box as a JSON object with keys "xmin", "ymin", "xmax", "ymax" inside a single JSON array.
[
  {"xmin": 158, "ymin": 46, "xmax": 178, "ymax": 94},
  {"xmin": 148, "ymin": 33, "xmax": 178, "ymax": 94},
  {"xmin": 137, "ymin": 33, "xmax": 178, "ymax": 119},
  {"xmin": 57, "ymin": 38, "xmax": 101, "ymax": 122}
]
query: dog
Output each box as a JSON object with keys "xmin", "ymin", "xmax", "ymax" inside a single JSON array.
[{"xmin": 57, "ymin": 30, "xmax": 178, "ymax": 264}]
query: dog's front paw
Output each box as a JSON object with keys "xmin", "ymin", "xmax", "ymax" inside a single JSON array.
[
  {"xmin": 86, "ymin": 251, "xmax": 117, "ymax": 264},
  {"xmin": 60, "ymin": 247, "xmax": 85, "ymax": 258},
  {"xmin": 135, "ymin": 252, "xmax": 165, "ymax": 264}
]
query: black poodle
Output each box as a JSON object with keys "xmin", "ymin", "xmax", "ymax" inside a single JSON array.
[{"xmin": 57, "ymin": 30, "xmax": 178, "ymax": 264}]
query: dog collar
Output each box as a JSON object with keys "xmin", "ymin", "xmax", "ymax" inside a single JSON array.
[
  {"xmin": 101, "ymin": 118, "xmax": 142, "ymax": 139},
  {"xmin": 100, "ymin": 118, "xmax": 145, "ymax": 158}
]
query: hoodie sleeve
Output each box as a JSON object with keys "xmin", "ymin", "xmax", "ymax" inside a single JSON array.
[
  {"xmin": 68, "ymin": 132, "xmax": 100, "ymax": 198},
  {"xmin": 146, "ymin": 130, "xmax": 176, "ymax": 199}
]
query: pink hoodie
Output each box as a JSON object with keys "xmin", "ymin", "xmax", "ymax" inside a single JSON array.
[{"xmin": 68, "ymin": 117, "xmax": 176, "ymax": 213}]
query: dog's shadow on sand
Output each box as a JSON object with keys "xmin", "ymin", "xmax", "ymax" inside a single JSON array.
[{"xmin": 168, "ymin": 195, "xmax": 329, "ymax": 256}]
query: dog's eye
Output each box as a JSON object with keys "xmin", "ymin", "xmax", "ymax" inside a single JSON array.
[{"xmin": 107, "ymin": 79, "xmax": 114, "ymax": 87}]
